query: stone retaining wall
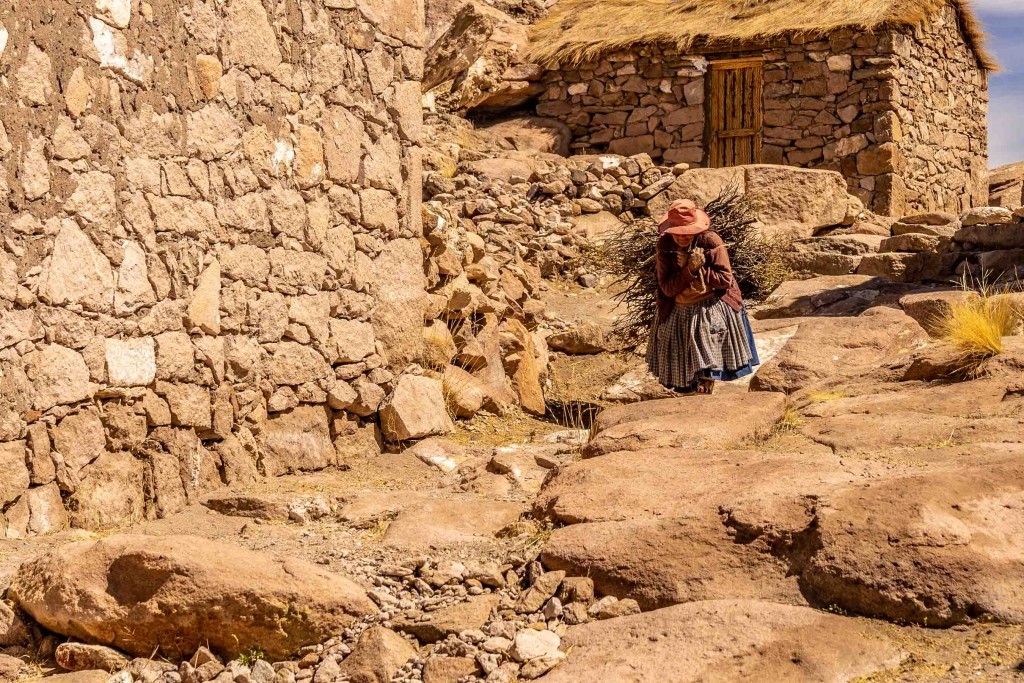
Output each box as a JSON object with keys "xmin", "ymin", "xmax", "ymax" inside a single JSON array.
[
  {"xmin": 534, "ymin": 1, "xmax": 987, "ymax": 216},
  {"xmin": 0, "ymin": 0, "xmax": 425, "ymax": 537}
]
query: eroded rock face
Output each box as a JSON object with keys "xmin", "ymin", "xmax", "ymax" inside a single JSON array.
[{"xmin": 8, "ymin": 535, "xmax": 377, "ymax": 660}]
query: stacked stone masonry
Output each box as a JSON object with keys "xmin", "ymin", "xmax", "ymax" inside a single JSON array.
[
  {"xmin": 0, "ymin": 0, "xmax": 426, "ymax": 537},
  {"xmin": 536, "ymin": 1, "xmax": 987, "ymax": 216}
]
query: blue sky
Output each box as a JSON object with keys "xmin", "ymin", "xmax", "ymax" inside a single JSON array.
[{"xmin": 976, "ymin": 0, "xmax": 1024, "ymax": 168}]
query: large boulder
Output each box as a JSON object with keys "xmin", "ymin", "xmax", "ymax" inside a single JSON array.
[
  {"xmin": 536, "ymin": 600, "xmax": 902, "ymax": 683},
  {"xmin": 648, "ymin": 165, "xmax": 850, "ymax": 238},
  {"xmin": 8, "ymin": 535, "xmax": 377, "ymax": 660},
  {"xmin": 743, "ymin": 165, "xmax": 849, "ymax": 238},
  {"xmin": 477, "ymin": 117, "xmax": 571, "ymax": 157}
]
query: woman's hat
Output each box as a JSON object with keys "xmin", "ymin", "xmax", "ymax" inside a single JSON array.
[{"xmin": 658, "ymin": 199, "xmax": 711, "ymax": 237}]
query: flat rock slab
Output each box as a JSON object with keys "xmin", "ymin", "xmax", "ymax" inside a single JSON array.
[
  {"xmin": 201, "ymin": 492, "xmax": 336, "ymax": 521},
  {"xmin": 751, "ymin": 307, "xmax": 927, "ymax": 393},
  {"xmin": 536, "ymin": 600, "xmax": 903, "ymax": 683},
  {"xmin": 753, "ymin": 275, "xmax": 917, "ymax": 320},
  {"xmin": 801, "ymin": 442, "xmax": 1024, "ymax": 626},
  {"xmin": 381, "ymin": 498, "xmax": 526, "ymax": 550},
  {"xmin": 797, "ymin": 378, "xmax": 1022, "ymax": 454},
  {"xmin": 8, "ymin": 534, "xmax": 377, "ymax": 660},
  {"xmin": 583, "ymin": 393, "xmax": 786, "ymax": 457},
  {"xmin": 394, "ymin": 595, "xmax": 499, "ymax": 643}
]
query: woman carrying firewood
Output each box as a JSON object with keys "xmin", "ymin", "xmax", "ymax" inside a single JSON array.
[{"xmin": 647, "ymin": 199, "xmax": 760, "ymax": 394}]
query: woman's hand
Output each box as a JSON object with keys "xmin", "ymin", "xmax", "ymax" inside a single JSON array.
[{"xmin": 686, "ymin": 247, "xmax": 705, "ymax": 273}]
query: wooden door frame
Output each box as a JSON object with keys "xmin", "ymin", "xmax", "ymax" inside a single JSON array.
[{"xmin": 704, "ymin": 57, "xmax": 765, "ymax": 167}]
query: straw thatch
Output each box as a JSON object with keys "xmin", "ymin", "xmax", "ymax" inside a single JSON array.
[{"xmin": 528, "ymin": 0, "xmax": 996, "ymax": 71}]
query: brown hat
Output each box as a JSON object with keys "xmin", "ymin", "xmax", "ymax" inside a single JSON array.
[{"xmin": 658, "ymin": 199, "xmax": 711, "ymax": 237}]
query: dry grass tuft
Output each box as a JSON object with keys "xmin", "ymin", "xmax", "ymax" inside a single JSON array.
[
  {"xmin": 937, "ymin": 292, "xmax": 1020, "ymax": 359},
  {"xmin": 527, "ymin": 0, "xmax": 995, "ymax": 72},
  {"xmin": 807, "ymin": 389, "xmax": 848, "ymax": 403},
  {"xmin": 776, "ymin": 405, "xmax": 804, "ymax": 433}
]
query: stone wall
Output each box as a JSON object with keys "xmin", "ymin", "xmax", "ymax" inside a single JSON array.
[
  {"xmin": 535, "ymin": 1, "xmax": 988, "ymax": 216},
  {"xmin": 889, "ymin": 3, "xmax": 988, "ymax": 215},
  {"xmin": 0, "ymin": 0, "xmax": 425, "ymax": 537}
]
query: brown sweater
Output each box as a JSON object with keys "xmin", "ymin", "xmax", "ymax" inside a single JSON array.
[{"xmin": 655, "ymin": 231, "xmax": 744, "ymax": 322}]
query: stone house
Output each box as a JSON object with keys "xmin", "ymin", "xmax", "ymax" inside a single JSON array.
[{"xmin": 528, "ymin": 0, "xmax": 995, "ymax": 215}]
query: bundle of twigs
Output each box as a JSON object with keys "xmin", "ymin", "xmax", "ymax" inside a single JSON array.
[{"xmin": 590, "ymin": 185, "xmax": 789, "ymax": 351}]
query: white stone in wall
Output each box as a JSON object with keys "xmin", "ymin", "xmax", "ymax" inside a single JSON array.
[
  {"xmin": 272, "ymin": 140, "xmax": 296, "ymax": 177},
  {"xmin": 90, "ymin": 18, "xmax": 152, "ymax": 85},
  {"xmin": 95, "ymin": 0, "xmax": 132, "ymax": 29},
  {"xmin": 0, "ymin": 25, "xmax": 9, "ymax": 58},
  {"xmin": 106, "ymin": 338, "xmax": 156, "ymax": 387}
]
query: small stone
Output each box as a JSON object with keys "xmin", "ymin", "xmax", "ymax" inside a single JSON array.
[
  {"xmin": 195, "ymin": 55, "xmax": 223, "ymax": 99},
  {"xmin": 587, "ymin": 596, "xmax": 618, "ymax": 619},
  {"xmin": 561, "ymin": 602, "xmax": 589, "ymax": 625},
  {"xmin": 542, "ymin": 597, "xmax": 563, "ymax": 620},
  {"xmin": 515, "ymin": 571, "xmax": 565, "ymax": 614},
  {"xmin": 519, "ymin": 654, "xmax": 564, "ymax": 680},
  {"xmin": 509, "ymin": 630, "xmax": 560, "ymax": 663},
  {"xmin": 56, "ymin": 642, "xmax": 131, "ymax": 672},
  {"xmin": 597, "ymin": 597, "xmax": 641, "ymax": 620},
  {"xmin": 105, "ymin": 337, "xmax": 157, "ymax": 387}
]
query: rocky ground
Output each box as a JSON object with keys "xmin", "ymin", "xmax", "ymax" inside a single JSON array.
[{"xmin": 3, "ymin": 260, "xmax": 1024, "ymax": 683}]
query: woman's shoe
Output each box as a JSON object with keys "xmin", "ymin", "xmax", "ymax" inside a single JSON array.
[{"xmin": 696, "ymin": 378, "xmax": 716, "ymax": 395}]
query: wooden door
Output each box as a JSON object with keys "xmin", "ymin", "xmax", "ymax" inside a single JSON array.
[{"xmin": 707, "ymin": 58, "xmax": 764, "ymax": 167}]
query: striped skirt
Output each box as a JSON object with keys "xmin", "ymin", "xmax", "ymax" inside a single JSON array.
[{"xmin": 646, "ymin": 299, "xmax": 760, "ymax": 391}]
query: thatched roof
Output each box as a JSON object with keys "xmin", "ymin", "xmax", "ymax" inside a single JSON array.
[{"xmin": 528, "ymin": 0, "xmax": 996, "ymax": 71}]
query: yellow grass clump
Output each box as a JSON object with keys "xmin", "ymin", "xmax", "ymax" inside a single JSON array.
[
  {"xmin": 527, "ymin": 0, "xmax": 995, "ymax": 71},
  {"xmin": 937, "ymin": 293, "xmax": 1020, "ymax": 358}
]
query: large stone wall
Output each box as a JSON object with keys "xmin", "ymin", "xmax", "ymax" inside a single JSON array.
[
  {"xmin": 889, "ymin": 3, "xmax": 988, "ymax": 215},
  {"xmin": 535, "ymin": 2, "xmax": 988, "ymax": 216},
  {"xmin": 0, "ymin": 0, "xmax": 425, "ymax": 537}
]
